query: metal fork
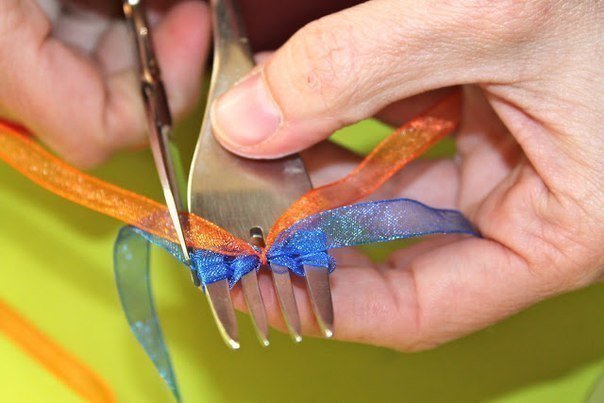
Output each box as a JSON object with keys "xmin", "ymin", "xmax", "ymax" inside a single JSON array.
[{"xmin": 188, "ymin": 0, "xmax": 334, "ymax": 348}]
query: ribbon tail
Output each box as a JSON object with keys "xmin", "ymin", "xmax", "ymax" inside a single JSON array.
[{"xmin": 113, "ymin": 226, "xmax": 181, "ymax": 402}]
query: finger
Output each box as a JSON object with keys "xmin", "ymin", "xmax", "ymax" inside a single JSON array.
[
  {"xmin": 330, "ymin": 237, "xmax": 538, "ymax": 350},
  {"xmin": 232, "ymin": 234, "xmax": 530, "ymax": 346},
  {"xmin": 97, "ymin": 2, "xmax": 211, "ymax": 152},
  {"xmin": 249, "ymin": 52, "xmax": 457, "ymax": 152},
  {"xmin": 53, "ymin": 3, "xmax": 110, "ymax": 54},
  {"xmin": 456, "ymin": 85, "xmax": 521, "ymax": 211},
  {"xmin": 210, "ymin": 0, "xmax": 527, "ymax": 158},
  {"xmin": 332, "ymin": 154, "xmax": 604, "ymax": 350},
  {"xmin": 0, "ymin": 1, "xmax": 210, "ymax": 167}
]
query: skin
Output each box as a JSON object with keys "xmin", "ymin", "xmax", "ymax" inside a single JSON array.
[{"xmin": 1, "ymin": 0, "xmax": 603, "ymax": 351}]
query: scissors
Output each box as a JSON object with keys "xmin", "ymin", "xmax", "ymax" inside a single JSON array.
[{"xmin": 124, "ymin": 0, "xmax": 333, "ymax": 348}]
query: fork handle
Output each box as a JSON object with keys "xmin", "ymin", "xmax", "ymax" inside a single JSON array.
[{"xmin": 209, "ymin": 0, "xmax": 256, "ymax": 104}]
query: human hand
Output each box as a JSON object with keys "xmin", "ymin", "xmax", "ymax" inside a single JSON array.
[
  {"xmin": 0, "ymin": 0, "xmax": 211, "ymax": 167},
  {"xmin": 213, "ymin": 1, "xmax": 604, "ymax": 350},
  {"xmin": 0, "ymin": 0, "xmax": 364, "ymax": 168}
]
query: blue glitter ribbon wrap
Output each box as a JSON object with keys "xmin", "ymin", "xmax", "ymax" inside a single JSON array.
[{"xmin": 114, "ymin": 198, "xmax": 479, "ymax": 400}]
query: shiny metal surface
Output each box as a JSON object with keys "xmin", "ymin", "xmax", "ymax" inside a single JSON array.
[
  {"xmin": 205, "ymin": 281, "xmax": 240, "ymax": 349},
  {"xmin": 123, "ymin": 0, "xmax": 192, "ymax": 266},
  {"xmin": 304, "ymin": 266, "xmax": 334, "ymax": 338},
  {"xmin": 188, "ymin": 0, "xmax": 313, "ymax": 346},
  {"xmin": 269, "ymin": 263, "xmax": 302, "ymax": 343},
  {"xmin": 187, "ymin": 0, "xmax": 313, "ymax": 238},
  {"xmin": 243, "ymin": 233, "xmax": 270, "ymax": 346}
]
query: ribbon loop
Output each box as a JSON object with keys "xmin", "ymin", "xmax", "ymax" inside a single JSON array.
[{"xmin": 113, "ymin": 227, "xmax": 180, "ymax": 401}]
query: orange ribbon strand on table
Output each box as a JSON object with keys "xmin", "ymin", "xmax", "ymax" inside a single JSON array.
[{"xmin": 0, "ymin": 299, "xmax": 116, "ymax": 403}]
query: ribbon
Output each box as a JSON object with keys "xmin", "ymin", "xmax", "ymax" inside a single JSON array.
[
  {"xmin": 0, "ymin": 299, "xmax": 116, "ymax": 402},
  {"xmin": 0, "ymin": 121, "xmax": 253, "ymax": 257},
  {"xmin": 267, "ymin": 91, "xmax": 461, "ymax": 244},
  {"xmin": 0, "ymin": 91, "xmax": 480, "ymax": 400},
  {"xmin": 269, "ymin": 198, "xmax": 478, "ymax": 259},
  {"xmin": 267, "ymin": 229, "xmax": 336, "ymax": 276},
  {"xmin": 114, "ymin": 198, "xmax": 477, "ymax": 402}
]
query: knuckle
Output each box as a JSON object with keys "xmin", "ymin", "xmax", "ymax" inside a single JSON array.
[
  {"xmin": 536, "ymin": 197, "xmax": 604, "ymax": 288},
  {"xmin": 285, "ymin": 18, "xmax": 359, "ymax": 114},
  {"xmin": 456, "ymin": 0, "xmax": 557, "ymax": 45}
]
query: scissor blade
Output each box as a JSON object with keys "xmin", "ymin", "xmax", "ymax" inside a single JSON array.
[
  {"xmin": 124, "ymin": 0, "xmax": 191, "ymax": 263},
  {"xmin": 148, "ymin": 119, "xmax": 190, "ymax": 262}
]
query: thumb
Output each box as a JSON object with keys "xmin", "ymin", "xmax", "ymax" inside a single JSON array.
[{"xmin": 211, "ymin": 1, "xmax": 529, "ymax": 158}]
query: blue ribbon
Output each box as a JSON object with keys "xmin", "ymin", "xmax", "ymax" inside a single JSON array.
[
  {"xmin": 114, "ymin": 226, "xmax": 181, "ymax": 401},
  {"xmin": 190, "ymin": 250, "xmax": 260, "ymax": 287},
  {"xmin": 113, "ymin": 198, "xmax": 479, "ymax": 400},
  {"xmin": 267, "ymin": 229, "xmax": 336, "ymax": 275}
]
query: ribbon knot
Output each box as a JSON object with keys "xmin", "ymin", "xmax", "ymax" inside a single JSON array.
[
  {"xmin": 190, "ymin": 250, "xmax": 260, "ymax": 287},
  {"xmin": 267, "ymin": 229, "xmax": 336, "ymax": 276}
]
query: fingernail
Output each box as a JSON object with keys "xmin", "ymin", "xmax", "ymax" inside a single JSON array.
[{"xmin": 212, "ymin": 71, "xmax": 281, "ymax": 147}]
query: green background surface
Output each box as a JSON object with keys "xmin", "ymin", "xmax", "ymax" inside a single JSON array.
[{"xmin": 2, "ymin": 104, "xmax": 604, "ymax": 402}]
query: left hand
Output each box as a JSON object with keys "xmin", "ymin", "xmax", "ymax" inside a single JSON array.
[
  {"xmin": 0, "ymin": 0, "xmax": 211, "ymax": 167},
  {"xmin": 213, "ymin": 1, "xmax": 604, "ymax": 350}
]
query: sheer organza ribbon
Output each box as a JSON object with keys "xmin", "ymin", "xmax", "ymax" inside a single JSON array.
[{"xmin": 0, "ymin": 91, "xmax": 479, "ymax": 400}]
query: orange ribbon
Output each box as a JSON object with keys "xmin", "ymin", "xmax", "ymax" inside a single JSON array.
[
  {"xmin": 0, "ymin": 91, "xmax": 461, "ymax": 257},
  {"xmin": 0, "ymin": 299, "xmax": 115, "ymax": 403},
  {"xmin": 0, "ymin": 121, "xmax": 253, "ymax": 256},
  {"xmin": 267, "ymin": 92, "xmax": 461, "ymax": 245}
]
